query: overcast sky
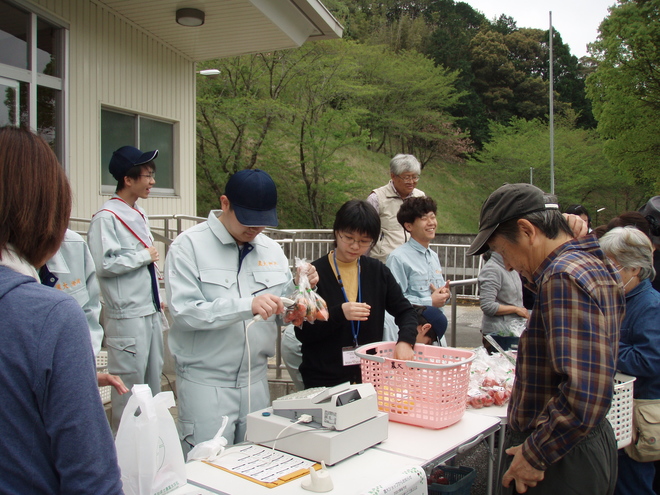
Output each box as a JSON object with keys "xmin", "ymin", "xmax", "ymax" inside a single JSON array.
[{"xmin": 461, "ymin": 0, "xmax": 618, "ymax": 58}]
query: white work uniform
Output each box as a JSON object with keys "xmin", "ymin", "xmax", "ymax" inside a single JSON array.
[
  {"xmin": 88, "ymin": 196, "xmax": 163, "ymax": 431},
  {"xmin": 165, "ymin": 210, "xmax": 294, "ymax": 448},
  {"xmin": 43, "ymin": 229, "xmax": 103, "ymax": 356}
]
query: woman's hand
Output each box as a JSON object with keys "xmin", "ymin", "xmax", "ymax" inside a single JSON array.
[{"xmin": 342, "ymin": 302, "xmax": 371, "ymax": 321}]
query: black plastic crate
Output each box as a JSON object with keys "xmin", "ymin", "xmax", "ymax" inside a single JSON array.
[{"xmin": 427, "ymin": 465, "xmax": 476, "ymax": 495}]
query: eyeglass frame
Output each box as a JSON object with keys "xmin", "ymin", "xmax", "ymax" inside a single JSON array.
[
  {"xmin": 337, "ymin": 232, "xmax": 374, "ymax": 248},
  {"xmin": 394, "ymin": 174, "xmax": 420, "ymax": 184},
  {"xmin": 138, "ymin": 173, "xmax": 156, "ymax": 180}
]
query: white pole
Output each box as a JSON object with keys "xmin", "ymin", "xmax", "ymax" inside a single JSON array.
[{"xmin": 549, "ymin": 12, "xmax": 555, "ymax": 195}]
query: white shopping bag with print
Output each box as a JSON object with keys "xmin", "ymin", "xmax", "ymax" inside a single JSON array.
[{"xmin": 115, "ymin": 384, "xmax": 186, "ymax": 495}]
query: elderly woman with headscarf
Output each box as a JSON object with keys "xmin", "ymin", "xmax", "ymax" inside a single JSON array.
[{"xmin": 600, "ymin": 226, "xmax": 660, "ymax": 495}]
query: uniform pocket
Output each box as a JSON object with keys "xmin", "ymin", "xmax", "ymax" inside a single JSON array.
[
  {"xmin": 252, "ymin": 270, "xmax": 289, "ymax": 289},
  {"xmin": 105, "ymin": 336, "xmax": 137, "ymax": 374}
]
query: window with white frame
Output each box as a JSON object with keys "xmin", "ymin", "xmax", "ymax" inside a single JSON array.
[
  {"xmin": 101, "ymin": 108, "xmax": 175, "ymax": 193},
  {"xmin": 0, "ymin": 0, "xmax": 65, "ymax": 161}
]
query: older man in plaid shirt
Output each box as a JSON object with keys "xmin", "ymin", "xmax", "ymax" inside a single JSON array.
[{"xmin": 468, "ymin": 184, "xmax": 624, "ymax": 495}]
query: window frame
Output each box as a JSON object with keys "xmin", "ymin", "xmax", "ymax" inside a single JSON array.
[
  {"xmin": 0, "ymin": 0, "xmax": 68, "ymax": 166},
  {"xmin": 100, "ymin": 106, "xmax": 177, "ymax": 197}
]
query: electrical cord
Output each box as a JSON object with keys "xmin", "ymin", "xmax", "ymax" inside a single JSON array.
[
  {"xmin": 243, "ymin": 297, "xmax": 296, "ymax": 442},
  {"xmin": 267, "ymin": 414, "xmax": 313, "ymax": 464}
]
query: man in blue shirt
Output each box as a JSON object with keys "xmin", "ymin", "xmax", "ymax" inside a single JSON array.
[{"xmin": 385, "ymin": 196, "xmax": 449, "ymax": 341}]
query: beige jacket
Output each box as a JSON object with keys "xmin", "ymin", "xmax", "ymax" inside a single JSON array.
[{"xmin": 368, "ymin": 182, "xmax": 425, "ymax": 262}]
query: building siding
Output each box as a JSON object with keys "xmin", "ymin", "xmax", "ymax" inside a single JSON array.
[{"xmin": 33, "ymin": 0, "xmax": 197, "ymax": 221}]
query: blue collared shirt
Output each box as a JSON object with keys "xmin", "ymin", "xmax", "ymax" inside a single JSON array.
[{"xmin": 386, "ymin": 238, "xmax": 445, "ymax": 308}]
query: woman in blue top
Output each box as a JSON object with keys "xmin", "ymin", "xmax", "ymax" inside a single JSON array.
[
  {"xmin": 0, "ymin": 126, "xmax": 122, "ymax": 494},
  {"xmin": 601, "ymin": 226, "xmax": 660, "ymax": 495}
]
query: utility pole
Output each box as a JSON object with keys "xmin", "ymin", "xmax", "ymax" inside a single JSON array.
[{"xmin": 549, "ymin": 11, "xmax": 555, "ymax": 195}]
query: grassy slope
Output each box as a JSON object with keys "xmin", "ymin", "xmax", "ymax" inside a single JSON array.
[{"xmin": 267, "ymin": 143, "xmax": 486, "ymax": 234}]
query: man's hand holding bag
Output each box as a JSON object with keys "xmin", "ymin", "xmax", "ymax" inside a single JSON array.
[{"xmin": 115, "ymin": 384, "xmax": 187, "ymax": 495}]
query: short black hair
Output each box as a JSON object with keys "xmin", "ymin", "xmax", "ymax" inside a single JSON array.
[
  {"xmin": 397, "ymin": 196, "xmax": 437, "ymax": 228},
  {"xmin": 333, "ymin": 200, "xmax": 381, "ymax": 243},
  {"xmin": 564, "ymin": 204, "xmax": 591, "ymax": 226},
  {"xmin": 116, "ymin": 162, "xmax": 156, "ymax": 192}
]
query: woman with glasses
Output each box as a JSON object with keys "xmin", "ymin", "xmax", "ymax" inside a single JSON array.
[
  {"xmin": 367, "ymin": 154, "xmax": 425, "ymax": 262},
  {"xmin": 295, "ymin": 200, "xmax": 418, "ymax": 388},
  {"xmin": 600, "ymin": 226, "xmax": 660, "ymax": 495}
]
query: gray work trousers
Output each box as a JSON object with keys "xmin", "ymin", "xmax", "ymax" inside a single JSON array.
[{"xmin": 105, "ymin": 312, "xmax": 164, "ymax": 432}]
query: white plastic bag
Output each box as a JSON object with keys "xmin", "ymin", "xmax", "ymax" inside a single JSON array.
[
  {"xmin": 115, "ymin": 384, "xmax": 187, "ymax": 495},
  {"xmin": 186, "ymin": 416, "xmax": 229, "ymax": 462}
]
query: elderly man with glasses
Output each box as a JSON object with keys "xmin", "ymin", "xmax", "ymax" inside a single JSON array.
[{"xmin": 367, "ymin": 154, "xmax": 425, "ymax": 262}]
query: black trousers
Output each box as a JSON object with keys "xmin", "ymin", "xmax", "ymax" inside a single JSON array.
[{"xmin": 497, "ymin": 421, "xmax": 618, "ymax": 495}]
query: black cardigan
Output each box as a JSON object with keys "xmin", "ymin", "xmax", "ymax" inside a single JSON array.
[{"xmin": 295, "ymin": 254, "xmax": 417, "ymax": 388}]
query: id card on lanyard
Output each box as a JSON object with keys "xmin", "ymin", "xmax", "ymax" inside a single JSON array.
[{"xmin": 333, "ymin": 251, "xmax": 363, "ymax": 366}]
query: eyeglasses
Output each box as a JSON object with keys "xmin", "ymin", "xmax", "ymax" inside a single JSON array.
[
  {"xmin": 337, "ymin": 232, "xmax": 373, "ymax": 248},
  {"xmin": 139, "ymin": 173, "xmax": 156, "ymax": 180},
  {"xmin": 395, "ymin": 174, "xmax": 420, "ymax": 183}
]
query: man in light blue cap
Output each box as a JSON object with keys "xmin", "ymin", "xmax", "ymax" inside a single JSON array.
[{"xmin": 165, "ymin": 169, "xmax": 318, "ymax": 450}]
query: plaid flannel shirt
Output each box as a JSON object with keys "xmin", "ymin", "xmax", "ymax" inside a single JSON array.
[{"xmin": 508, "ymin": 234, "xmax": 624, "ymax": 470}]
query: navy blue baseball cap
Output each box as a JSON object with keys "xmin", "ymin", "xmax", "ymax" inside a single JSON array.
[
  {"xmin": 418, "ymin": 305, "xmax": 448, "ymax": 342},
  {"xmin": 225, "ymin": 169, "xmax": 279, "ymax": 227},
  {"xmin": 109, "ymin": 146, "xmax": 158, "ymax": 181}
]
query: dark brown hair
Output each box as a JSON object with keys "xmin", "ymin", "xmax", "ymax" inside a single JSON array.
[
  {"xmin": 0, "ymin": 126, "xmax": 72, "ymax": 266},
  {"xmin": 397, "ymin": 196, "xmax": 438, "ymax": 228},
  {"xmin": 606, "ymin": 211, "xmax": 651, "ymax": 240}
]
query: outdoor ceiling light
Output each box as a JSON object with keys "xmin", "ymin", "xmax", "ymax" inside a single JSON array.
[
  {"xmin": 176, "ymin": 8, "xmax": 205, "ymax": 27},
  {"xmin": 198, "ymin": 69, "xmax": 221, "ymax": 77}
]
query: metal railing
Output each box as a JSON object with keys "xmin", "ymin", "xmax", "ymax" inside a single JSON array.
[{"xmin": 71, "ymin": 215, "xmax": 482, "ymax": 380}]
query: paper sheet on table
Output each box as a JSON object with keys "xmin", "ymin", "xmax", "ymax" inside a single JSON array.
[
  {"xmin": 359, "ymin": 465, "xmax": 427, "ymax": 495},
  {"xmin": 203, "ymin": 444, "xmax": 320, "ymax": 488}
]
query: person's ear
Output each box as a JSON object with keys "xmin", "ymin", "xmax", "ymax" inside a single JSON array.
[
  {"xmin": 404, "ymin": 222, "xmax": 413, "ymax": 233},
  {"xmin": 417, "ymin": 323, "xmax": 432, "ymax": 335},
  {"xmin": 517, "ymin": 219, "xmax": 536, "ymax": 244},
  {"xmin": 220, "ymin": 195, "xmax": 230, "ymax": 210}
]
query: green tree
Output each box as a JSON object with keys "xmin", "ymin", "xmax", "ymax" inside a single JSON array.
[
  {"xmin": 352, "ymin": 45, "xmax": 470, "ymax": 165},
  {"xmin": 468, "ymin": 116, "xmax": 648, "ymax": 216},
  {"xmin": 586, "ymin": 0, "xmax": 660, "ymax": 193}
]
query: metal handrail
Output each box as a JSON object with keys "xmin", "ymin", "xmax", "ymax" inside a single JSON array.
[{"xmin": 448, "ymin": 278, "xmax": 478, "ymax": 347}]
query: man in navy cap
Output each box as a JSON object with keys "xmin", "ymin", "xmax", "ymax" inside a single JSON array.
[
  {"xmin": 88, "ymin": 145, "xmax": 163, "ymax": 431},
  {"xmin": 165, "ymin": 169, "xmax": 318, "ymax": 450}
]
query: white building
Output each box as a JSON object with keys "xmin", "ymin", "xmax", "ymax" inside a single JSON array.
[{"xmin": 0, "ymin": 0, "xmax": 342, "ymax": 220}]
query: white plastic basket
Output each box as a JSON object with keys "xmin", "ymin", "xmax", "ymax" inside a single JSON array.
[
  {"xmin": 96, "ymin": 351, "xmax": 112, "ymax": 405},
  {"xmin": 356, "ymin": 342, "xmax": 475, "ymax": 429},
  {"xmin": 606, "ymin": 372, "xmax": 636, "ymax": 449}
]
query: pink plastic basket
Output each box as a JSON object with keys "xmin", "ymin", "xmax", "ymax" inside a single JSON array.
[{"xmin": 355, "ymin": 342, "xmax": 475, "ymax": 429}]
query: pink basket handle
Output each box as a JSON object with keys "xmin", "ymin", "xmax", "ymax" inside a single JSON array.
[{"xmin": 354, "ymin": 342, "xmax": 476, "ymax": 370}]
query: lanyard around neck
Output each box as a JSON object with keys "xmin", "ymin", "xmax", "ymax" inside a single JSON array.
[{"xmin": 333, "ymin": 250, "xmax": 362, "ymax": 347}]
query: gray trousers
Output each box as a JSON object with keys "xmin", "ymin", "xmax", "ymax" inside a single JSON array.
[
  {"xmin": 497, "ymin": 421, "xmax": 617, "ymax": 495},
  {"xmin": 105, "ymin": 312, "xmax": 164, "ymax": 432},
  {"xmin": 176, "ymin": 375, "xmax": 271, "ymax": 454}
]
